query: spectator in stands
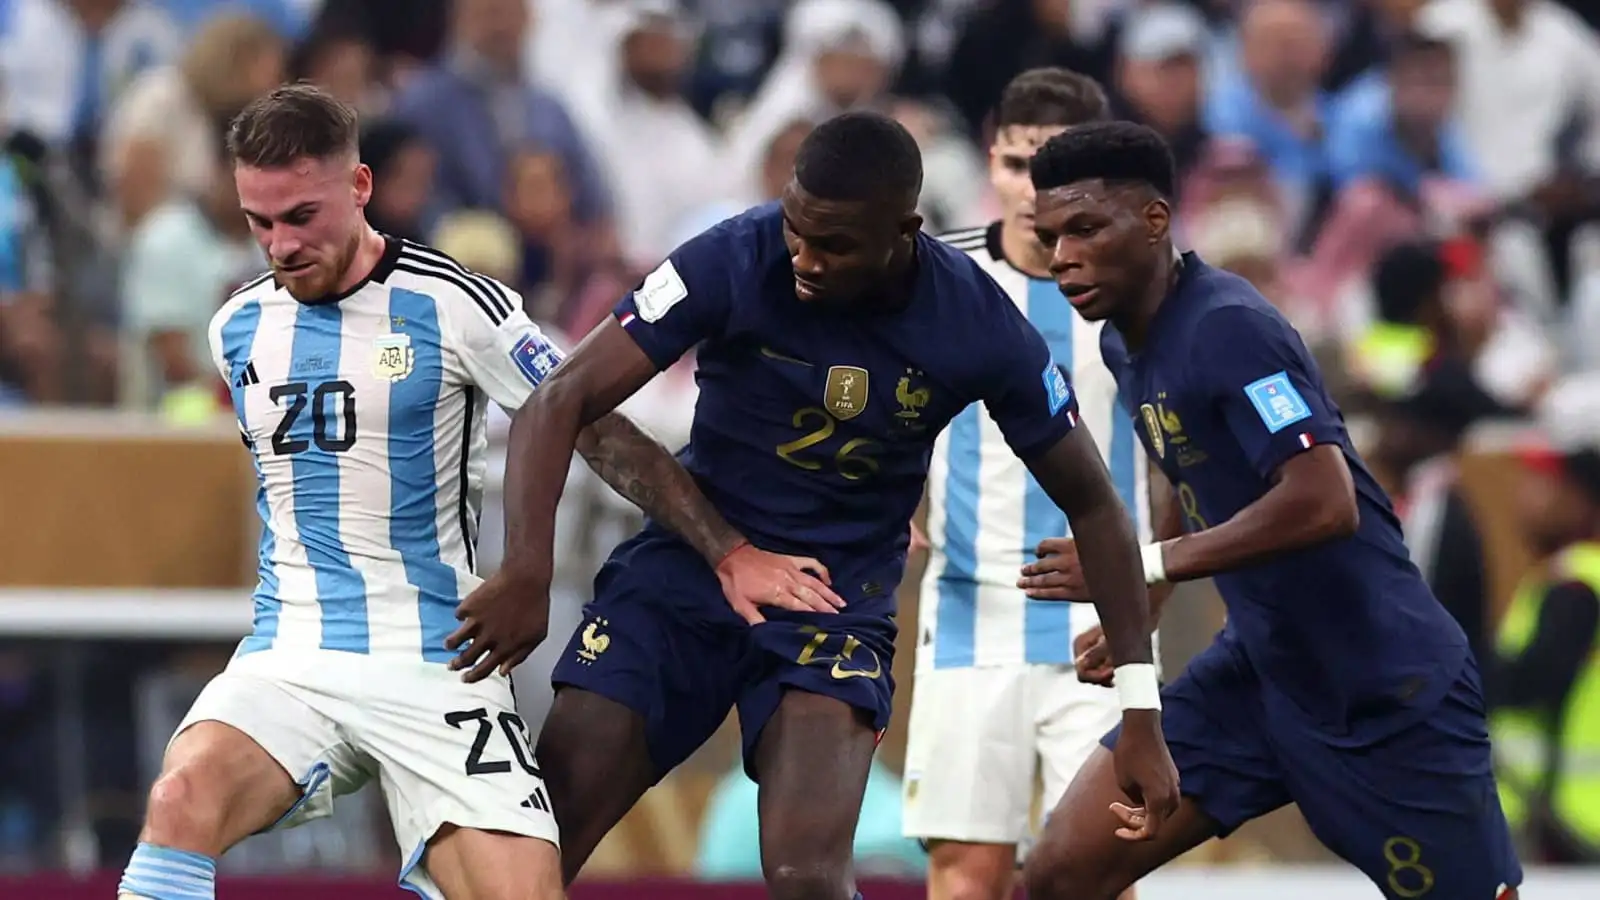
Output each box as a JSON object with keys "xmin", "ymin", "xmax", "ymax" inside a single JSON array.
[
  {"xmin": 1113, "ymin": 2, "xmax": 1211, "ymax": 186},
  {"xmin": 1369, "ymin": 366, "xmax": 1497, "ymax": 665},
  {"xmin": 118, "ymin": 127, "xmax": 260, "ymax": 414},
  {"xmin": 359, "ymin": 118, "xmax": 433, "ymax": 245},
  {"xmin": 390, "ymin": 0, "xmax": 615, "ymax": 256},
  {"xmin": 725, "ymin": 0, "xmax": 903, "ymax": 179},
  {"xmin": 0, "ymin": 0, "xmax": 183, "ymax": 161},
  {"xmin": 152, "ymin": 0, "xmax": 305, "ymax": 38},
  {"xmin": 942, "ymin": 0, "xmax": 1111, "ymax": 141},
  {"xmin": 101, "ymin": 11, "xmax": 284, "ymax": 229},
  {"xmin": 0, "ymin": 137, "xmax": 62, "ymax": 404},
  {"xmin": 1204, "ymin": 0, "xmax": 1333, "ymax": 245},
  {"xmin": 1321, "ymin": 0, "xmax": 1431, "ymax": 93},
  {"xmin": 289, "ymin": 21, "xmax": 382, "ymax": 115},
  {"xmin": 1326, "ymin": 32, "xmax": 1476, "ymax": 199},
  {"xmin": 574, "ymin": 2, "xmax": 727, "ymax": 271}
]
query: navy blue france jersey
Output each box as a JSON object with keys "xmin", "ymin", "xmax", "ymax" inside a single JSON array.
[
  {"xmin": 613, "ymin": 203, "xmax": 1082, "ymax": 614},
  {"xmin": 1101, "ymin": 254, "xmax": 1470, "ymax": 742}
]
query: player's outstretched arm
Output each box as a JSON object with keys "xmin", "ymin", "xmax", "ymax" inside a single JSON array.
[{"xmin": 1157, "ymin": 444, "xmax": 1358, "ymax": 582}]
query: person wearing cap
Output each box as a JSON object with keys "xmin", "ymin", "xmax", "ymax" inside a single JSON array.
[
  {"xmin": 1112, "ymin": 1, "xmax": 1210, "ymax": 183},
  {"xmin": 1489, "ymin": 394, "xmax": 1600, "ymax": 863}
]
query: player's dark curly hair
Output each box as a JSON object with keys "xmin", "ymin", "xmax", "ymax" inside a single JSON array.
[
  {"xmin": 794, "ymin": 110, "xmax": 923, "ymax": 204},
  {"xmin": 995, "ymin": 68, "xmax": 1110, "ymax": 129},
  {"xmin": 1029, "ymin": 120, "xmax": 1177, "ymax": 199}
]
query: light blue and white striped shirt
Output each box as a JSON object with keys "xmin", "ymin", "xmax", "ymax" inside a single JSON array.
[
  {"xmin": 918, "ymin": 224, "xmax": 1151, "ymax": 671},
  {"xmin": 210, "ymin": 238, "xmax": 564, "ymax": 661}
]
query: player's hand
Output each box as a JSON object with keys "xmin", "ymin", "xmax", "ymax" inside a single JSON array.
[
  {"xmin": 1018, "ymin": 537, "xmax": 1091, "ymax": 601},
  {"xmin": 1073, "ymin": 625, "xmax": 1114, "ymax": 686},
  {"xmin": 1110, "ymin": 710, "xmax": 1180, "ymax": 842},
  {"xmin": 714, "ymin": 542, "xmax": 846, "ymax": 625},
  {"xmin": 446, "ymin": 565, "xmax": 551, "ymax": 683}
]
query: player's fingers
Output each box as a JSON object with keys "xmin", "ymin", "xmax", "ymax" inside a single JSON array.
[
  {"xmin": 792, "ymin": 573, "xmax": 845, "ymax": 609},
  {"xmin": 1023, "ymin": 587, "xmax": 1080, "ymax": 601},
  {"xmin": 782, "ymin": 583, "xmax": 838, "ymax": 615},
  {"xmin": 451, "ymin": 638, "xmax": 492, "ymax": 676},
  {"xmin": 498, "ymin": 644, "xmax": 537, "ymax": 677},
  {"xmin": 785, "ymin": 556, "xmax": 832, "ymax": 584},
  {"xmin": 1034, "ymin": 537, "xmax": 1076, "ymax": 558},
  {"xmin": 461, "ymin": 646, "xmax": 505, "ymax": 684},
  {"xmin": 444, "ymin": 619, "xmax": 481, "ymax": 654},
  {"xmin": 732, "ymin": 598, "xmax": 766, "ymax": 625}
]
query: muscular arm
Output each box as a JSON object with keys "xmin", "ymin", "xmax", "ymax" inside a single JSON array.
[
  {"xmin": 1025, "ymin": 427, "xmax": 1155, "ymax": 668},
  {"xmin": 1159, "ymin": 444, "xmax": 1358, "ymax": 583},
  {"xmin": 503, "ymin": 318, "xmax": 743, "ymax": 577},
  {"xmin": 574, "ymin": 411, "xmax": 745, "ymax": 563}
]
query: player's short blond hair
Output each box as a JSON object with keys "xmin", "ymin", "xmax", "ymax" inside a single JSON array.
[{"xmin": 227, "ymin": 82, "xmax": 358, "ymax": 169}]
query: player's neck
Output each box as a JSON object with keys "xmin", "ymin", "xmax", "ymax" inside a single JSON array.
[
  {"xmin": 1114, "ymin": 247, "xmax": 1181, "ymax": 351},
  {"xmin": 335, "ymin": 227, "xmax": 389, "ymax": 296},
  {"xmin": 999, "ymin": 222, "xmax": 1052, "ymax": 279}
]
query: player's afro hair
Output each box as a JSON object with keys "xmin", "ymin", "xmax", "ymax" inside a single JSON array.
[
  {"xmin": 793, "ymin": 110, "xmax": 924, "ymax": 205},
  {"xmin": 1029, "ymin": 120, "xmax": 1177, "ymax": 199},
  {"xmin": 995, "ymin": 67, "xmax": 1110, "ymax": 129}
]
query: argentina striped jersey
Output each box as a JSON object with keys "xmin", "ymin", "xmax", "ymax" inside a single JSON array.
[
  {"xmin": 918, "ymin": 223, "xmax": 1151, "ymax": 671},
  {"xmin": 210, "ymin": 237, "xmax": 565, "ymax": 661}
]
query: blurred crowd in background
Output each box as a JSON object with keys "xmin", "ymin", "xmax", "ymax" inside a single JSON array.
[{"xmin": 3, "ymin": 0, "xmax": 1600, "ymax": 882}]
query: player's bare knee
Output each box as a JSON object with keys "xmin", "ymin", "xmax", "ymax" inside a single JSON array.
[
  {"xmin": 142, "ymin": 766, "xmax": 228, "ymax": 852},
  {"xmin": 763, "ymin": 860, "xmax": 854, "ymax": 900},
  {"xmin": 926, "ymin": 842, "xmax": 1015, "ymax": 900}
]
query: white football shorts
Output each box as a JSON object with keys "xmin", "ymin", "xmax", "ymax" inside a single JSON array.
[
  {"xmin": 901, "ymin": 664, "xmax": 1122, "ymax": 846},
  {"xmin": 173, "ymin": 648, "xmax": 560, "ymax": 898}
]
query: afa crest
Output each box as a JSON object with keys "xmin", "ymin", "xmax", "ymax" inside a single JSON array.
[
  {"xmin": 372, "ymin": 333, "xmax": 414, "ymax": 382},
  {"xmin": 824, "ymin": 365, "xmax": 869, "ymax": 421}
]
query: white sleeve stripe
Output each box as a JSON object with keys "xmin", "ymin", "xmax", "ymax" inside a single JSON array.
[
  {"xmin": 393, "ymin": 260, "xmax": 509, "ymax": 326},
  {"xmin": 399, "ymin": 244, "xmax": 515, "ymax": 319}
]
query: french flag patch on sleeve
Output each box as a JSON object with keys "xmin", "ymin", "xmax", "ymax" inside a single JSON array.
[{"xmin": 1296, "ymin": 432, "xmax": 1314, "ymax": 449}]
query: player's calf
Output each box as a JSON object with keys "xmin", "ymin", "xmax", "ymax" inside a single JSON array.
[{"xmin": 119, "ymin": 721, "xmax": 300, "ymax": 899}]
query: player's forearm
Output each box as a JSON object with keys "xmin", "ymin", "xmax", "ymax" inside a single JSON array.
[
  {"xmin": 501, "ymin": 385, "xmax": 585, "ymax": 579},
  {"xmin": 576, "ymin": 413, "xmax": 746, "ymax": 564},
  {"xmin": 1071, "ymin": 500, "xmax": 1157, "ymax": 666},
  {"xmin": 1148, "ymin": 473, "xmax": 1182, "ymax": 619},
  {"xmin": 1159, "ymin": 462, "xmax": 1356, "ymax": 583}
]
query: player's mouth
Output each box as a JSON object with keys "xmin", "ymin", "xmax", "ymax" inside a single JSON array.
[
  {"xmin": 1060, "ymin": 283, "xmax": 1100, "ymax": 308},
  {"xmin": 794, "ymin": 275, "xmax": 827, "ymax": 301},
  {"xmin": 275, "ymin": 260, "xmax": 315, "ymax": 277}
]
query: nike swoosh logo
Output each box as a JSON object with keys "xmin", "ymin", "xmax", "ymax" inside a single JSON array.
[
  {"xmin": 760, "ymin": 346, "xmax": 813, "ymax": 366},
  {"xmin": 831, "ymin": 655, "xmax": 883, "ymax": 680}
]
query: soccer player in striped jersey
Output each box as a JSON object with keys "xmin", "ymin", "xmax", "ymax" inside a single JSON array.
[
  {"xmin": 117, "ymin": 84, "xmax": 825, "ymax": 900},
  {"xmin": 902, "ymin": 69, "xmax": 1165, "ymax": 900}
]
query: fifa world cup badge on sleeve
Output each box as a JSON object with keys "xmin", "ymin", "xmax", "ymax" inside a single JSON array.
[
  {"xmin": 372, "ymin": 333, "xmax": 414, "ymax": 382},
  {"xmin": 1243, "ymin": 371, "xmax": 1312, "ymax": 433},
  {"xmin": 635, "ymin": 259, "xmax": 688, "ymax": 322},
  {"xmin": 1043, "ymin": 362, "xmax": 1072, "ymax": 415},
  {"xmin": 510, "ymin": 334, "xmax": 564, "ymax": 386}
]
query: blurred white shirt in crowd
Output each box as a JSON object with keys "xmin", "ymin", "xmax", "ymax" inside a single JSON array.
[
  {"xmin": 1420, "ymin": 0, "xmax": 1600, "ymax": 199},
  {"xmin": 0, "ymin": 0, "xmax": 182, "ymax": 145}
]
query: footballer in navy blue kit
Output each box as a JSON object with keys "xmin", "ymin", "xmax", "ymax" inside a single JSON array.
[
  {"xmin": 449, "ymin": 111, "xmax": 1178, "ymax": 893},
  {"xmin": 1015, "ymin": 121, "xmax": 1522, "ymax": 900}
]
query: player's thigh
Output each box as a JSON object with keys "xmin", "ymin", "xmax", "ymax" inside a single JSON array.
[
  {"xmin": 1285, "ymin": 671, "xmax": 1523, "ymax": 899},
  {"xmin": 354, "ymin": 664, "xmax": 560, "ymax": 899},
  {"xmin": 1027, "ymin": 640, "xmax": 1290, "ymax": 899},
  {"xmin": 1033, "ymin": 664, "xmax": 1124, "ymax": 817},
  {"xmin": 153, "ymin": 663, "xmax": 361, "ymax": 852},
  {"xmin": 902, "ymin": 666, "xmax": 1036, "ymax": 846},
  {"xmin": 422, "ymin": 823, "xmax": 563, "ymax": 900}
]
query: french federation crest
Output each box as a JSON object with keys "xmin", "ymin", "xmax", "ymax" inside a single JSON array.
[
  {"xmin": 372, "ymin": 333, "xmax": 414, "ymax": 382},
  {"xmin": 1140, "ymin": 402, "xmax": 1165, "ymax": 458},
  {"xmin": 824, "ymin": 365, "xmax": 869, "ymax": 420}
]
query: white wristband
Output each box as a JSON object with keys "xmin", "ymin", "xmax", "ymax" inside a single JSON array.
[
  {"xmin": 1140, "ymin": 542, "xmax": 1167, "ymax": 585},
  {"xmin": 1115, "ymin": 663, "xmax": 1162, "ymax": 710}
]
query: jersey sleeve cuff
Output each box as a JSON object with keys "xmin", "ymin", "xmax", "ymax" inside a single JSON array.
[
  {"xmin": 1007, "ymin": 407, "xmax": 1079, "ymax": 462},
  {"xmin": 613, "ymin": 309, "xmax": 678, "ymax": 372},
  {"xmin": 1253, "ymin": 420, "xmax": 1344, "ymax": 477}
]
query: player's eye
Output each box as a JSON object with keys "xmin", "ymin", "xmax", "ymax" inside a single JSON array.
[
  {"xmin": 1003, "ymin": 156, "xmax": 1028, "ymax": 174},
  {"xmin": 284, "ymin": 209, "xmax": 316, "ymax": 226}
]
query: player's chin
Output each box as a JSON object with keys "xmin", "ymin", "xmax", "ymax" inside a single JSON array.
[{"xmin": 1069, "ymin": 294, "xmax": 1117, "ymax": 321}]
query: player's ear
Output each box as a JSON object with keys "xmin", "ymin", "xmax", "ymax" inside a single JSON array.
[
  {"xmin": 1143, "ymin": 196, "xmax": 1171, "ymax": 246},
  {"xmin": 353, "ymin": 162, "xmax": 373, "ymax": 209},
  {"xmin": 899, "ymin": 212, "xmax": 923, "ymax": 241}
]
